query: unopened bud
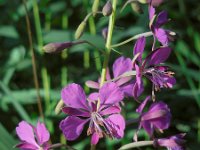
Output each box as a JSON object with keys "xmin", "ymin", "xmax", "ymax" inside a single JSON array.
[
  {"xmin": 138, "ymin": 0, "xmax": 148, "ymax": 4},
  {"xmin": 102, "ymin": 27, "xmax": 108, "ymax": 40},
  {"xmin": 92, "ymin": 0, "xmax": 99, "ymax": 16},
  {"xmin": 102, "ymin": 1, "xmax": 112, "ymax": 16},
  {"xmin": 43, "ymin": 42, "xmax": 73, "ymax": 53},
  {"xmin": 75, "ymin": 21, "xmax": 86, "ymax": 39},
  {"xmin": 131, "ymin": 2, "xmax": 143, "ymax": 14}
]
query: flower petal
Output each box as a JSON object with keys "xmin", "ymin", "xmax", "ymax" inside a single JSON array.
[
  {"xmin": 35, "ymin": 121, "xmax": 50, "ymax": 145},
  {"xmin": 141, "ymin": 121, "xmax": 153, "ymax": 137},
  {"xmin": 61, "ymin": 83, "xmax": 89, "ymax": 109},
  {"xmin": 156, "ymin": 11, "xmax": 168, "ymax": 27},
  {"xmin": 62, "ymin": 107, "xmax": 90, "ymax": 117},
  {"xmin": 144, "ymin": 47, "xmax": 172, "ymax": 67},
  {"xmin": 120, "ymin": 82, "xmax": 134, "ymax": 97},
  {"xmin": 113, "ymin": 56, "xmax": 133, "ymax": 77},
  {"xmin": 149, "ymin": 5, "xmax": 155, "ymax": 21},
  {"xmin": 91, "ymin": 133, "xmax": 100, "ymax": 145},
  {"xmin": 59, "ymin": 116, "xmax": 89, "ymax": 141},
  {"xmin": 15, "ymin": 142, "xmax": 38, "ymax": 149},
  {"xmin": 100, "ymin": 106, "xmax": 121, "ymax": 116},
  {"xmin": 16, "ymin": 121, "xmax": 38, "ymax": 148},
  {"xmin": 133, "ymin": 37, "xmax": 146, "ymax": 64},
  {"xmin": 85, "ymin": 81, "xmax": 100, "ymax": 89},
  {"xmin": 154, "ymin": 28, "xmax": 169, "ymax": 46},
  {"xmin": 105, "ymin": 114, "xmax": 125, "ymax": 138},
  {"xmin": 136, "ymin": 96, "xmax": 151, "ymax": 113},
  {"xmin": 99, "ymin": 82, "xmax": 124, "ymax": 105},
  {"xmin": 133, "ymin": 64, "xmax": 144, "ymax": 99}
]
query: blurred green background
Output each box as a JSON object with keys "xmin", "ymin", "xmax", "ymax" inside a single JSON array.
[{"xmin": 0, "ymin": 0, "xmax": 200, "ymax": 149}]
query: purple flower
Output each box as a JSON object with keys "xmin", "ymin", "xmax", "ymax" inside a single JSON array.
[
  {"xmin": 136, "ymin": 96, "xmax": 171, "ymax": 137},
  {"xmin": 154, "ymin": 133, "xmax": 186, "ymax": 150},
  {"xmin": 86, "ymin": 56, "xmax": 134, "ymax": 97},
  {"xmin": 59, "ymin": 82, "xmax": 125, "ymax": 145},
  {"xmin": 133, "ymin": 36, "xmax": 176, "ymax": 98},
  {"xmin": 149, "ymin": 5, "xmax": 175, "ymax": 46},
  {"xmin": 15, "ymin": 121, "xmax": 50, "ymax": 150}
]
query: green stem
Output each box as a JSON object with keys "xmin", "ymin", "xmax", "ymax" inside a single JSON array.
[
  {"xmin": 111, "ymin": 31, "xmax": 153, "ymax": 48},
  {"xmin": 100, "ymin": 0, "xmax": 117, "ymax": 87},
  {"xmin": 118, "ymin": 141, "xmax": 154, "ymax": 150}
]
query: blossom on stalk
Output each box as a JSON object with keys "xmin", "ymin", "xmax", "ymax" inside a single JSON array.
[
  {"xmin": 59, "ymin": 82, "xmax": 125, "ymax": 145},
  {"xmin": 86, "ymin": 56, "xmax": 134, "ymax": 97},
  {"xmin": 15, "ymin": 121, "xmax": 50, "ymax": 150},
  {"xmin": 133, "ymin": 36, "xmax": 176, "ymax": 98},
  {"xmin": 135, "ymin": 96, "xmax": 171, "ymax": 138},
  {"xmin": 149, "ymin": 5, "xmax": 175, "ymax": 46},
  {"xmin": 154, "ymin": 133, "xmax": 186, "ymax": 150}
]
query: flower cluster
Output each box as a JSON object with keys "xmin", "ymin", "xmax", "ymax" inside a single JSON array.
[{"xmin": 15, "ymin": 0, "xmax": 186, "ymax": 150}]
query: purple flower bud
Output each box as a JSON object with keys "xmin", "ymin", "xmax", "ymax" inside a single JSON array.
[
  {"xmin": 102, "ymin": 1, "xmax": 113, "ymax": 16},
  {"xmin": 102, "ymin": 27, "xmax": 108, "ymax": 40},
  {"xmin": 154, "ymin": 133, "xmax": 186, "ymax": 150},
  {"xmin": 43, "ymin": 42, "xmax": 73, "ymax": 53}
]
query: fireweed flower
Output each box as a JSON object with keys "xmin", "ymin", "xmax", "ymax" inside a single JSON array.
[
  {"xmin": 86, "ymin": 56, "xmax": 134, "ymax": 97},
  {"xmin": 133, "ymin": 36, "xmax": 176, "ymax": 98},
  {"xmin": 149, "ymin": 5, "xmax": 175, "ymax": 46},
  {"xmin": 15, "ymin": 121, "xmax": 50, "ymax": 150},
  {"xmin": 59, "ymin": 82, "xmax": 125, "ymax": 145},
  {"xmin": 135, "ymin": 96, "xmax": 171, "ymax": 138},
  {"xmin": 154, "ymin": 133, "xmax": 186, "ymax": 150}
]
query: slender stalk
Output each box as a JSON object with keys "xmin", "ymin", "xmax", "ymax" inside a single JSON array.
[
  {"xmin": 100, "ymin": 0, "xmax": 117, "ymax": 87},
  {"xmin": 111, "ymin": 31, "xmax": 153, "ymax": 48},
  {"xmin": 118, "ymin": 141, "xmax": 154, "ymax": 150},
  {"xmin": 22, "ymin": 0, "xmax": 44, "ymax": 121},
  {"xmin": 32, "ymin": 0, "xmax": 51, "ymax": 115}
]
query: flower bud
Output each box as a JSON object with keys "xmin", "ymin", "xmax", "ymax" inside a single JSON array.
[
  {"xmin": 43, "ymin": 42, "xmax": 73, "ymax": 53},
  {"xmin": 131, "ymin": 2, "xmax": 143, "ymax": 14},
  {"xmin": 102, "ymin": 27, "xmax": 108, "ymax": 40},
  {"xmin": 92, "ymin": 0, "xmax": 99, "ymax": 16},
  {"xmin": 75, "ymin": 21, "xmax": 86, "ymax": 39},
  {"xmin": 102, "ymin": 1, "xmax": 112, "ymax": 16}
]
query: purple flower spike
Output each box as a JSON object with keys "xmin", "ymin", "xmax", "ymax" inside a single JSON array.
[
  {"xmin": 149, "ymin": 4, "xmax": 174, "ymax": 46},
  {"xmin": 154, "ymin": 133, "xmax": 186, "ymax": 150},
  {"xmin": 15, "ymin": 121, "xmax": 50, "ymax": 150},
  {"xmin": 86, "ymin": 56, "xmax": 134, "ymax": 97},
  {"xmin": 136, "ymin": 96, "xmax": 171, "ymax": 137},
  {"xmin": 132, "ymin": 37, "xmax": 176, "ymax": 98},
  {"xmin": 60, "ymin": 82, "xmax": 125, "ymax": 145}
]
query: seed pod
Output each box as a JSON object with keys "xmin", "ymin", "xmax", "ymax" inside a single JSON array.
[
  {"xmin": 92, "ymin": 0, "xmax": 99, "ymax": 16},
  {"xmin": 75, "ymin": 21, "xmax": 86, "ymax": 39},
  {"xmin": 131, "ymin": 2, "xmax": 143, "ymax": 14},
  {"xmin": 43, "ymin": 42, "xmax": 73, "ymax": 53},
  {"xmin": 102, "ymin": 0, "xmax": 112, "ymax": 16}
]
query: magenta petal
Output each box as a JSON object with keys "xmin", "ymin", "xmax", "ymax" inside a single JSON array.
[
  {"xmin": 120, "ymin": 82, "xmax": 134, "ymax": 97},
  {"xmin": 133, "ymin": 64, "xmax": 144, "ymax": 98},
  {"xmin": 116, "ymin": 77, "xmax": 132, "ymax": 86},
  {"xmin": 133, "ymin": 37, "xmax": 146, "ymax": 64},
  {"xmin": 149, "ymin": 0, "xmax": 165, "ymax": 7},
  {"xmin": 88, "ymin": 92, "xmax": 99, "ymax": 101},
  {"xmin": 59, "ymin": 116, "xmax": 89, "ymax": 141},
  {"xmin": 156, "ymin": 11, "xmax": 168, "ymax": 27},
  {"xmin": 144, "ymin": 47, "xmax": 172, "ymax": 67},
  {"xmin": 149, "ymin": 5, "xmax": 155, "ymax": 20},
  {"xmin": 165, "ymin": 76, "xmax": 176, "ymax": 88},
  {"xmin": 15, "ymin": 142, "xmax": 38, "ymax": 149},
  {"xmin": 91, "ymin": 133, "xmax": 100, "ymax": 145},
  {"xmin": 35, "ymin": 121, "xmax": 50, "ymax": 145},
  {"xmin": 142, "ymin": 121, "xmax": 153, "ymax": 137},
  {"xmin": 113, "ymin": 56, "xmax": 133, "ymax": 77},
  {"xmin": 61, "ymin": 83, "xmax": 89, "ymax": 109},
  {"xmin": 106, "ymin": 114, "xmax": 125, "ymax": 138},
  {"xmin": 16, "ymin": 121, "xmax": 39, "ymax": 148},
  {"xmin": 85, "ymin": 81, "xmax": 100, "ymax": 89},
  {"xmin": 155, "ymin": 28, "xmax": 169, "ymax": 46},
  {"xmin": 99, "ymin": 82, "xmax": 124, "ymax": 105},
  {"xmin": 62, "ymin": 107, "xmax": 90, "ymax": 117},
  {"xmin": 100, "ymin": 106, "xmax": 121, "ymax": 116},
  {"xmin": 136, "ymin": 96, "xmax": 151, "ymax": 113}
]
